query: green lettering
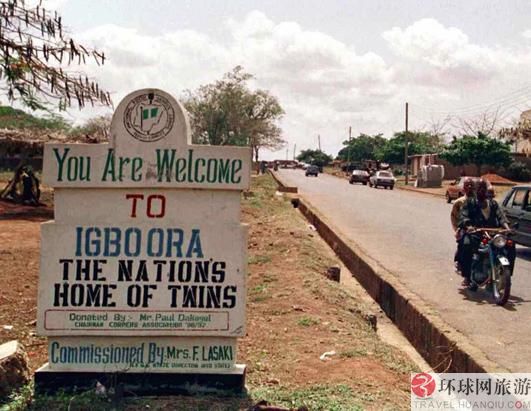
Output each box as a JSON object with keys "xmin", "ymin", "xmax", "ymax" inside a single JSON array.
[
  {"xmin": 118, "ymin": 156, "xmax": 130, "ymax": 181},
  {"xmin": 218, "ymin": 159, "xmax": 231, "ymax": 183},
  {"xmin": 187, "ymin": 149, "xmax": 194, "ymax": 183},
  {"xmin": 194, "ymin": 158, "xmax": 205, "ymax": 183},
  {"xmin": 176, "ymin": 159, "xmax": 187, "ymax": 182},
  {"xmin": 156, "ymin": 149, "xmax": 176, "ymax": 182},
  {"xmin": 102, "ymin": 149, "xmax": 116, "ymax": 182},
  {"xmin": 131, "ymin": 158, "xmax": 143, "ymax": 182},
  {"xmin": 53, "ymin": 147, "xmax": 70, "ymax": 182},
  {"xmin": 231, "ymin": 159, "xmax": 242, "ymax": 184}
]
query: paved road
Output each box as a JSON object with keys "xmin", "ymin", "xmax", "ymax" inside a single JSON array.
[{"xmin": 277, "ymin": 169, "xmax": 531, "ymax": 372}]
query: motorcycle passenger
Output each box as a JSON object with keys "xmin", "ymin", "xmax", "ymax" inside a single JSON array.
[
  {"xmin": 458, "ymin": 180, "xmax": 512, "ymax": 287},
  {"xmin": 450, "ymin": 178, "xmax": 475, "ymax": 282}
]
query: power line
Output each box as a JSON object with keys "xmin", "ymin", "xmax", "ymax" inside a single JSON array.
[{"xmin": 409, "ymin": 83, "xmax": 531, "ymax": 116}]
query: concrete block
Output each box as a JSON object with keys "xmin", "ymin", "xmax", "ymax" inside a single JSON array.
[{"xmin": 34, "ymin": 363, "xmax": 246, "ymax": 396}]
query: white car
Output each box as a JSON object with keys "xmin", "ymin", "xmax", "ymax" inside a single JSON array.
[{"xmin": 369, "ymin": 170, "xmax": 396, "ymax": 189}]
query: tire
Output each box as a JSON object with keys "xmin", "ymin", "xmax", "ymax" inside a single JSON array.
[
  {"xmin": 349, "ymin": 180, "xmax": 353, "ymax": 184},
  {"xmin": 390, "ymin": 185, "xmax": 394, "ymax": 190},
  {"xmin": 468, "ymin": 282, "xmax": 478, "ymax": 292},
  {"xmin": 363, "ymin": 182, "xmax": 367, "ymax": 185},
  {"xmin": 492, "ymin": 263, "xmax": 511, "ymax": 306},
  {"xmin": 445, "ymin": 192, "xmax": 451, "ymax": 203}
]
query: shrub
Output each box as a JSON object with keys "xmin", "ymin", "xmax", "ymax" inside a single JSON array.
[{"xmin": 506, "ymin": 162, "xmax": 531, "ymax": 182}]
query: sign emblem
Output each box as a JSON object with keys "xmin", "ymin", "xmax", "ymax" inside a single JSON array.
[{"xmin": 123, "ymin": 92, "xmax": 175, "ymax": 142}]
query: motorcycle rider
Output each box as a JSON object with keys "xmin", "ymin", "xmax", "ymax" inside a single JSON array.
[
  {"xmin": 458, "ymin": 179, "xmax": 512, "ymax": 286},
  {"xmin": 450, "ymin": 178, "xmax": 475, "ymax": 282}
]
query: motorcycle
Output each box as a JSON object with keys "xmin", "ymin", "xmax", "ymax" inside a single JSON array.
[{"xmin": 467, "ymin": 227, "xmax": 515, "ymax": 306}]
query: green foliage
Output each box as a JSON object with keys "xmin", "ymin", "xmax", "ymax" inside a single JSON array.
[
  {"xmin": 375, "ymin": 131, "xmax": 442, "ymax": 164},
  {"xmin": 296, "ymin": 149, "xmax": 333, "ymax": 167},
  {"xmin": 0, "ymin": 2, "xmax": 111, "ymax": 110},
  {"xmin": 440, "ymin": 132, "xmax": 512, "ymax": 173},
  {"xmin": 506, "ymin": 162, "xmax": 531, "ymax": 182},
  {"xmin": 336, "ymin": 133, "xmax": 386, "ymax": 162},
  {"xmin": 251, "ymin": 385, "xmax": 364, "ymax": 410},
  {"xmin": 297, "ymin": 316, "xmax": 320, "ymax": 327},
  {"xmin": 183, "ymin": 66, "xmax": 285, "ymax": 160},
  {"xmin": 0, "ymin": 106, "xmax": 70, "ymax": 131},
  {"xmin": 69, "ymin": 115, "xmax": 111, "ymax": 141}
]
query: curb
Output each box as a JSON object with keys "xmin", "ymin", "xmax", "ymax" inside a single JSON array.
[
  {"xmin": 396, "ymin": 185, "xmax": 446, "ymax": 199},
  {"xmin": 271, "ymin": 171, "xmax": 506, "ymax": 373}
]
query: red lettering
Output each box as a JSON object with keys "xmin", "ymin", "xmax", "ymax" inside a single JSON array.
[
  {"xmin": 126, "ymin": 194, "xmax": 144, "ymax": 217},
  {"xmin": 126, "ymin": 194, "xmax": 165, "ymax": 218},
  {"xmin": 147, "ymin": 195, "xmax": 165, "ymax": 218}
]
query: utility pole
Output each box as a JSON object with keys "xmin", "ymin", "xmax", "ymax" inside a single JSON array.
[
  {"xmin": 293, "ymin": 144, "xmax": 296, "ymax": 160},
  {"xmin": 404, "ymin": 102, "xmax": 409, "ymax": 185},
  {"xmin": 286, "ymin": 146, "xmax": 289, "ymax": 161},
  {"xmin": 318, "ymin": 134, "xmax": 321, "ymax": 151}
]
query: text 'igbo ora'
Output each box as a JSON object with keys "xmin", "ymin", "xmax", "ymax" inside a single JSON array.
[{"xmin": 52, "ymin": 226, "xmax": 238, "ymax": 309}]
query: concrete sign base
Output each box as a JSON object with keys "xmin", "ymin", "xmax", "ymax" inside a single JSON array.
[{"xmin": 34, "ymin": 363, "xmax": 246, "ymax": 395}]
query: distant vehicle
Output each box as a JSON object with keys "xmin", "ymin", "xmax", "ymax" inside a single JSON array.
[
  {"xmin": 501, "ymin": 184, "xmax": 531, "ymax": 247},
  {"xmin": 445, "ymin": 177, "xmax": 494, "ymax": 203},
  {"xmin": 305, "ymin": 165, "xmax": 319, "ymax": 177},
  {"xmin": 302, "ymin": 163, "xmax": 311, "ymax": 170},
  {"xmin": 341, "ymin": 162, "xmax": 362, "ymax": 173},
  {"xmin": 349, "ymin": 170, "xmax": 370, "ymax": 185},
  {"xmin": 369, "ymin": 170, "xmax": 395, "ymax": 189}
]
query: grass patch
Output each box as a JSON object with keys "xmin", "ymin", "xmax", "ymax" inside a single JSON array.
[
  {"xmin": 340, "ymin": 348, "xmax": 369, "ymax": 358},
  {"xmin": 261, "ymin": 274, "xmax": 277, "ymax": 283},
  {"xmin": 297, "ymin": 316, "xmax": 320, "ymax": 327},
  {"xmin": 250, "ymin": 283, "xmax": 270, "ymax": 302},
  {"xmin": 248, "ymin": 255, "xmax": 272, "ymax": 265},
  {"xmin": 251, "ymin": 384, "xmax": 364, "ymax": 411},
  {"xmin": 1, "ymin": 382, "xmax": 114, "ymax": 411}
]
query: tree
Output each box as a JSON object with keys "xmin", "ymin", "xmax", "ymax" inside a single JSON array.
[
  {"xmin": 0, "ymin": 0, "xmax": 111, "ymax": 110},
  {"xmin": 296, "ymin": 149, "xmax": 333, "ymax": 167},
  {"xmin": 183, "ymin": 66, "xmax": 285, "ymax": 160},
  {"xmin": 452, "ymin": 109, "xmax": 501, "ymax": 137},
  {"xmin": 440, "ymin": 132, "xmax": 512, "ymax": 175},
  {"xmin": 0, "ymin": 104, "xmax": 69, "ymax": 131},
  {"xmin": 336, "ymin": 133, "xmax": 386, "ymax": 162},
  {"xmin": 69, "ymin": 114, "xmax": 111, "ymax": 142},
  {"xmin": 376, "ymin": 131, "xmax": 443, "ymax": 164}
]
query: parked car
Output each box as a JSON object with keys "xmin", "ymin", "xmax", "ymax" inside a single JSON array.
[
  {"xmin": 369, "ymin": 170, "xmax": 396, "ymax": 189},
  {"xmin": 305, "ymin": 165, "xmax": 319, "ymax": 177},
  {"xmin": 445, "ymin": 176, "xmax": 494, "ymax": 203},
  {"xmin": 501, "ymin": 184, "xmax": 531, "ymax": 247},
  {"xmin": 349, "ymin": 170, "xmax": 370, "ymax": 185}
]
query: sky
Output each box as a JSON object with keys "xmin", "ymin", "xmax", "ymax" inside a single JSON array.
[{"xmin": 25, "ymin": 0, "xmax": 531, "ymax": 159}]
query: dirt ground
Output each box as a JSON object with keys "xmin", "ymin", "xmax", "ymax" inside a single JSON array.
[{"xmin": 0, "ymin": 174, "xmax": 416, "ymax": 410}]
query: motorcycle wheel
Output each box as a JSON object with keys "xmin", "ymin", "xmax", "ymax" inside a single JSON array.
[{"xmin": 492, "ymin": 263, "xmax": 511, "ymax": 306}]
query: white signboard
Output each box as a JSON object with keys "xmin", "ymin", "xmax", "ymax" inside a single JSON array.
[{"xmin": 37, "ymin": 89, "xmax": 250, "ymax": 373}]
